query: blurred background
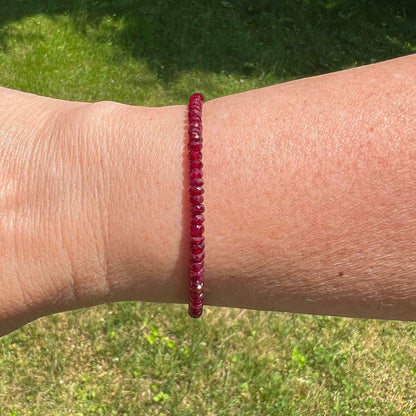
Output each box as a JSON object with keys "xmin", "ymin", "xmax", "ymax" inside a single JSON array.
[{"xmin": 0, "ymin": 1, "xmax": 415, "ymax": 414}]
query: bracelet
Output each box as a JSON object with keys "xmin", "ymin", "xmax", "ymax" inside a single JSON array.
[{"xmin": 188, "ymin": 93, "xmax": 205, "ymax": 318}]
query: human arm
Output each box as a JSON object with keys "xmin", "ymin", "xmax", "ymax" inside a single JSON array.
[{"xmin": 0, "ymin": 54, "xmax": 415, "ymax": 335}]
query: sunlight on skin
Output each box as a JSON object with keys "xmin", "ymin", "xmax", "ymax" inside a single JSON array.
[{"xmin": 0, "ymin": 55, "xmax": 415, "ymax": 337}]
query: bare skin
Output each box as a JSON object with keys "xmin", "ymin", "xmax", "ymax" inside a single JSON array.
[{"xmin": 0, "ymin": 54, "xmax": 415, "ymax": 336}]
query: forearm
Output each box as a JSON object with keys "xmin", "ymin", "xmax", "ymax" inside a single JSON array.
[
  {"xmin": 1, "ymin": 55, "xmax": 415, "ymax": 336},
  {"xmin": 101, "ymin": 55, "xmax": 416, "ymax": 321},
  {"xmin": 201, "ymin": 54, "xmax": 416, "ymax": 320}
]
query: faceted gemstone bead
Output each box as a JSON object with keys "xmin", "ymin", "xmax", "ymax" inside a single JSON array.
[
  {"xmin": 191, "ymin": 243, "xmax": 205, "ymax": 254},
  {"xmin": 190, "ymin": 251, "xmax": 205, "ymax": 263},
  {"xmin": 189, "ymin": 276, "xmax": 204, "ymax": 285},
  {"xmin": 190, "ymin": 122, "xmax": 201, "ymax": 130},
  {"xmin": 189, "ymin": 283, "xmax": 203, "ymax": 293},
  {"xmin": 190, "ymin": 119, "xmax": 201, "ymax": 127},
  {"xmin": 190, "ymin": 114, "xmax": 201, "ymax": 121},
  {"xmin": 190, "ymin": 224, "xmax": 204, "ymax": 236},
  {"xmin": 189, "ymin": 270, "xmax": 203, "ymax": 278},
  {"xmin": 190, "ymin": 131, "xmax": 201, "ymax": 141},
  {"xmin": 189, "ymin": 307, "xmax": 203, "ymax": 317},
  {"xmin": 189, "ymin": 302, "xmax": 204, "ymax": 312},
  {"xmin": 189, "ymin": 292, "xmax": 203, "ymax": 301},
  {"xmin": 189, "ymin": 286, "xmax": 203, "ymax": 295},
  {"xmin": 190, "ymin": 261, "xmax": 204, "ymax": 272},
  {"xmin": 189, "ymin": 294, "xmax": 204, "ymax": 304},
  {"xmin": 190, "ymin": 204, "xmax": 205, "ymax": 214},
  {"xmin": 189, "ymin": 121, "xmax": 200, "ymax": 130},
  {"xmin": 188, "ymin": 310, "xmax": 202, "ymax": 318},
  {"xmin": 188, "ymin": 150, "xmax": 202, "ymax": 160},
  {"xmin": 189, "ymin": 285, "xmax": 203, "ymax": 294},
  {"xmin": 190, "ymin": 159, "xmax": 203, "ymax": 170},
  {"xmin": 190, "ymin": 235, "xmax": 204, "ymax": 245},
  {"xmin": 189, "ymin": 108, "xmax": 201, "ymax": 117},
  {"xmin": 189, "ymin": 289, "xmax": 204, "ymax": 299},
  {"xmin": 190, "ymin": 93, "xmax": 204, "ymax": 103},
  {"xmin": 188, "ymin": 140, "xmax": 202, "ymax": 151},
  {"xmin": 189, "ymin": 283, "xmax": 204, "ymax": 293},
  {"xmin": 188, "ymin": 307, "xmax": 203, "ymax": 318},
  {"xmin": 190, "ymin": 298, "xmax": 204, "ymax": 306},
  {"xmin": 190, "ymin": 177, "xmax": 204, "ymax": 187},
  {"xmin": 190, "ymin": 169, "xmax": 203, "ymax": 180},
  {"xmin": 190, "ymin": 195, "xmax": 204, "ymax": 205},
  {"xmin": 191, "ymin": 214, "xmax": 205, "ymax": 225},
  {"xmin": 190, "ymin": 186, "xmax": 204, "ymax": 196},
  {"xmin": 189, "ymin": 269, "xmax": 204, "ymax": 279}
]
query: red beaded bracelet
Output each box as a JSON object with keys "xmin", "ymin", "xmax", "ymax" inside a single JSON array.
[{"xmin": 188, "ymin": 93, "xmax": 205, "ymax": 318}]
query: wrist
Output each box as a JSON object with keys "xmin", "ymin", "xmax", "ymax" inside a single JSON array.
[{"xmin": 91, "ymin": 102, "xmax": 189, "ymax": 305}]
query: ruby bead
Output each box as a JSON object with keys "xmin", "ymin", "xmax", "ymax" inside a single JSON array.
[
  {"xmin": 188, "ymin": 307, "xmax": 203, "ymax": 319},
  {"xmin": 190, "ymin": 159, "xmax": 203, "ymax": 170},
  {"xmin": 189, "ymin": 121, "xmax": 201, "ymax": 130},
  {"xmin": 190, "ymin": 195, "xmax": 204, "ymax": 205},
  {"xmin": 190, "ymin": 204, "xmax": 205, "ymax": 214},
  {"xmin": 190, "ymin": 299, "xmax": 204, "ymax": 307},
  {"xmin": 190, "ymin": 298, "xmax": 204, "ymax": 306},
  {"xmin": 189, "ymin": 302, "xmax": 204, "ymax": 312},
  {"xmin": 191, "ymin": 243, "xmax": 205, "ymax": 254},
  {"xmin": 190, "ymin": 118, "xmax": 201, "ymax": 126},
  {"xmin": 189, "ymin": 290, "xmax": 204, "ymax": 300},
  {"xmin": 189, "ymin": 283, "xmax": 204, "ymax": 293},
  {"xmin": 190, "ymin": 223, "xmax": 204, "ymax": 236},
  {"xmin": 190, "ymin": 169, "xmax": 203, "ymax": 180},
  {"xmin": 190, "ymin": 178, "xmax": 204, "ymax": 187},
  {"xmin": 189, "ymin": 280, "xmax": 203, "ymax": 288},
  {"xmin": 189, "ymin": 140, "xmax": 202, "ymax": 151},
  {"xmin": 190, "ymin": 261, "xmax": 204, "ymax": 272},
  {"xmin": 190, "ymin": 178, "xmax": 204, "ymax": 188},
  {"xmin": 189, "ymin": 289, "xmax": 204, "ymax": 299},
  {"xmin": 190, "ymin": 268, "xmax": 204, "ymax": 278},
  {"xmin": 189, "ymin": 294, "xmax": 204, "ymax": 304},
  {"xmin": 190, "ymin": 251, "xmax": 205, "ymax": 263},
  {"xmin": 190, "ymin": 93, "xmax": 204, "ymax": 103},
  {"xmin": 189, "ymin": 150, "xmax": 202, "ymax": 160},
  {"xmin": 189, "ymin": 269, "xmax": 204, "ymax": 280},
  {"xmin": 189, "ymin": 281, "xmax": 203, "ymax": 289},
  {"xmin": 189, "ymin": 305, "xmax": 203, "ymax": 316},
  {"xmin": 191, "ymin": 214, "xmax": 205, "ymax": 225},
  {"xmin": 190, "ymin": 118, "xmax": 201, "ymax": 127},
  {"xmin": 191, "ymin": 288, "xmax": 204, "ymax": 297},
  {"xmin": 189, "ymin": 290, "xmax": 204, "ymax": 299},
  {"xmin": 190, "ymin": 131, "xmax": 201, "ymax": 140},
  {"xmin": 189, "ymin": 275, "xmax": 203, "ymax": 284},
  {"xmin": 192, "ymin": 118, "xmax": 201, "ymax": 124},
  {"xmin": 190, "ymin": 235, "xmax": 204, "ymax": 245},
  {"xmin": 190, "ymin": 186, "xmax": 204, "ymax": 196},
  {"xmin": 190, "ymin": 109, "xmax": 201, "ymax": 117},
  {"xmin": 190, "ymin": 120, "xmax": 201, "ymax": 128}
]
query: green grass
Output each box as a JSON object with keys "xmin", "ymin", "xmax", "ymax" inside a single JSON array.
[{"xmin": 0, "ymin": 0, "xmax": 416, "ymax": 414}]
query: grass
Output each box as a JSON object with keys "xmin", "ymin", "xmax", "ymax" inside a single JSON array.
[{"xmin": 0, "ymin": 0, "xmax": 415, "ymax": 414}]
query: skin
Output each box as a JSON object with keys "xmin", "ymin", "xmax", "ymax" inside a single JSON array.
[{"xmin": 0, "ymin": 54, "xmax": 415, "ymax": 336}]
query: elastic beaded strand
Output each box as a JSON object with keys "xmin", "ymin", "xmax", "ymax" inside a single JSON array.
[{"xmin": 188, "ymin": 93, "xmax": 205, "ymax": 318}]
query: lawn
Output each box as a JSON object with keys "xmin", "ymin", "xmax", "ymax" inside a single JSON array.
[{"xmin": 0, "ymin": 0, "xmax": 416, "ymax": 414}]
